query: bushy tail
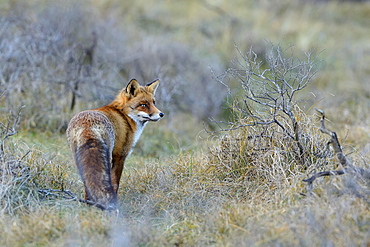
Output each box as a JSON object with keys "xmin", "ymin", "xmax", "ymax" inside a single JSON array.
[{"xmin": 75, "ymin": 139, "xmax": 117, "ymax": 210}]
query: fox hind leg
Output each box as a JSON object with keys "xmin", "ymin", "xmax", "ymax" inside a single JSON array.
[{"xmin": 111, "ymin": 154, "xmax": 126, "ymax": 194}]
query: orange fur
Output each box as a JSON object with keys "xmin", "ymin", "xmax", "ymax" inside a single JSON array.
[{"xmin": 67, "ymin": 79, "xmax": 164, "ymax": 210}]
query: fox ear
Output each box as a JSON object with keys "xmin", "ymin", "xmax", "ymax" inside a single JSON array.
[
  {"xmin": 146, "ymin": 79, "xmax": 160, "ymax": 95},
  {"xmin": 125, "ymin": 79, "xmax": 140, "ymax": 98}
]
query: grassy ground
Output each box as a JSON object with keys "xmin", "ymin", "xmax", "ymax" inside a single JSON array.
[
  {"xmin": 1, "ymin": 0, "xmax": 370, "ymax": 246},
  {"xmin": 2, "ymin": 118, "xmax": 370, "ymax": 246}
]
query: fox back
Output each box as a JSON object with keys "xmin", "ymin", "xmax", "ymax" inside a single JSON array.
[{"xmin": 67, "ymin": 79, "xmax": 164, "ymax": 210}]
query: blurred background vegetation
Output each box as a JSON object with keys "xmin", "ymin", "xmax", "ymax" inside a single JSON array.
[
  {"xmin": 1, "ymin": 0, "xmax": 370, "ymax": 246},
  {"xmin": 1, "ymin": 0, "xmax": 369, "ymax": 133}
]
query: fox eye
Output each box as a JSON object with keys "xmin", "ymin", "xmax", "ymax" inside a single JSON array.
[{"xmin": 140, "ymin": 104, "xmax": 148, "ymax": 108}]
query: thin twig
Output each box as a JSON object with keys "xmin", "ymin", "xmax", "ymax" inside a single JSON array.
[{"xmin": 37, "ymin": 189, "xmax": 106, "ymax": 210}]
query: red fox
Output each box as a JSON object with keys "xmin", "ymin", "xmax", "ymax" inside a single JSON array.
[{"xmin": 67, "ymin": 79, "xmax": 164, "ymax": 210}]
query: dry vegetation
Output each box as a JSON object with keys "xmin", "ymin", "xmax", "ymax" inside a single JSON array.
[{"xmin": 1, "ymin": 0, "xmax": 370, "ymax": 246}]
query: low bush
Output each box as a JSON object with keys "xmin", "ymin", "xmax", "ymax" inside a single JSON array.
[{"xmin": 208, "ymin": 44, "xmax": 369, "ymax": 201}]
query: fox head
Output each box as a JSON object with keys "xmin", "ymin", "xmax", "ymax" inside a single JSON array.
[{"xmin": 117, "ymin": 79, "xmax": 164, "ymax": 123}]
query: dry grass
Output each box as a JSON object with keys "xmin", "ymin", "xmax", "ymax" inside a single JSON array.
[
  {"xmin": 1, "ymin": 104, "xmax": 369, "ymax": 246},
  {"xmin": 1, "ymin": 0, "xmax": 370, "ymax": 246}
]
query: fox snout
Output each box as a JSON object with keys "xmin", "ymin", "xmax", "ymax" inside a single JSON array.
[
  {"xmin": 149, "ymin": 112, "xmax": 164, "ymax": 121},
  {"xmin": 153, "ymin": 112, "xmax": 164, "ymax": 118}
]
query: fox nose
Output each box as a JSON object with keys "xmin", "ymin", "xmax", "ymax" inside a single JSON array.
[{"xmin": 159, "ymin": 112, "xmax": 164, "ymax": 118}]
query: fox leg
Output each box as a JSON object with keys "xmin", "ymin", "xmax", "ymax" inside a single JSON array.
[
  {"xmin": 111, "ymin": 155, "xmax": 125, "ymax": 194},
  {"xmin": 75, "ymin": 139, "xmax": 117, "ymax": 210}
]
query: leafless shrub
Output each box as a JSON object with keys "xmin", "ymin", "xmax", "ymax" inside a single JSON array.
[
  {"xmin": 0, "ymin": 107, "xmax": 39, "ymax": 214},
  {"xmin": 209, "ymin": 44, "xmax": 370, "ymax": 203},
  {"xmin": 0, "ymin": 3, "xmax": 117, "ymax": 131},
  {"xmin": 0, "ymin": 104, "xmax": 80, "ymax": 214},
  {"xmin": 209, "ymin": 44, "xmax": 323, "ymax": 195},
  {"xmin": 0, "ymin": 2, "xmax": 107, "ymax": 131}
]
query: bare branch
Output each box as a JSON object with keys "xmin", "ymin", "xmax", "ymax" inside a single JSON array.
[
  {"xmin": 316, "ymin": 109, "xmax": 348, "ymax": 167},
  {"xmin": 303, "ymin": 169, "xmax": 346, "ymax": 185},
  {"xmin": 37, "ymin": 189, "xmax": 108, "ymax": 210},
  {"xmin": 304, "ymin": 110, "xmax": 370, "ymax": 192}
]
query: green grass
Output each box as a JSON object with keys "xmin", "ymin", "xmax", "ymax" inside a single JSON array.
[{"xmin": 1, "ymin": 0, "xmax": 370, "ymax": 246}]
